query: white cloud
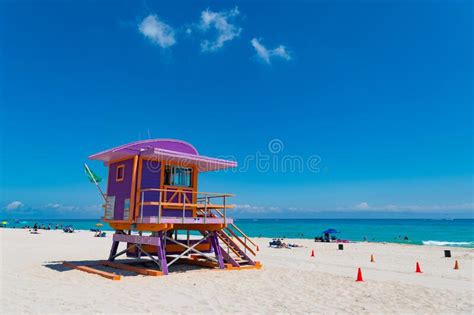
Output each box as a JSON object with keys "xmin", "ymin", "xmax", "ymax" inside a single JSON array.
[
  {"xmin": 251, "ymin": 38, "xmax": 291, "ymax": 64},
  {"xmin": 237, "ymin": 202, "xmax": 474, "ymax": 214},
  {"xmin": 42, "ymin": 203, "xmax": 80, "ymax": 212},
  {"xmin": 40, "ymin": 203, "xmax": 101, "ymax": 213},
  {"xmin": 138, "ymin": 14, "xmax": 176, "ymax": 48},
  {"xmin": 347, "ymin": 202, "xmax": 474, "ymax": 212},
  {"xmin": 6, "ymin": 201, "xmax": 23, "ymax": 210},
  {"xmin": 199, "ymin": 7, "xmax": 242, "ymax": 52},
  {"xmin": 235, "ymin": 204, "xmax": 281, "ymax": 214},
  {"xmin": 355, "ymin": 202, "xmax": 370, "ymax": 210},
  {"xmin": 1, "ymin": 201, "xmax": 103, "ymax": 219}
]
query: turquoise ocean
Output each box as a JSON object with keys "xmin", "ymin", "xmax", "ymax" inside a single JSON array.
[{"xmin": 3, "ymin": 219, "xmax": 473, "ymax": 248}]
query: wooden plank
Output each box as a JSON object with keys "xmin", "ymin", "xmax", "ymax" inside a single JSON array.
[
  {"xmin": 176, "ymin": 258, "xmax": 218, "ymax": 268},
  {"xmin": 63, "ymin": 262, "xmax": 121, "ymax": 281},
  {"xmin": 101, "ymin": 261, "xmax": 162, "ymax": 276},
  {"xmin": 225, "ymin": 261, "xmax": 263, "ymax": 271}
]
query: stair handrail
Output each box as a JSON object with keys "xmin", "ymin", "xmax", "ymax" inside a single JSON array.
[
  {"xmin": 216, "ymin": 232, "xmax": 242, "ymax": 257},
  {"xmin": 199, "ymin": 210, "xmax": 256, "ymax": 256},
  {"xmin": 222, "ymin": 226, "xmax": 256, "ymax": 256},
  {"xmin": 208, "ymin": 207, "xmax": 258, "ymax": 249}
]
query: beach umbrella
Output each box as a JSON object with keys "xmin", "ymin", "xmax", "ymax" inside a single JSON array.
[{"xmin": 322, "ymin": 228, "xmax": 339, "ymax": 234}]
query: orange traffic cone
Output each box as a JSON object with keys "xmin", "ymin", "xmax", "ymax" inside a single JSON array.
[
  {"xmin": 416, "ymin": 262, "xmax": 422, "ymax": 273},
  {"xmin": 311, "ymin": 249, "xmax": 315, "ymax": 257},
  {"xmin": 454, "ymin": 260, "xmax": 459, "ymax": 270},
  {"xmin": 370, "ymin": 254, "xmax": 375, "ymax": 262},
  {"xmin": 356, "ymin": 268, "xmax": 364, "ymax": 282}
]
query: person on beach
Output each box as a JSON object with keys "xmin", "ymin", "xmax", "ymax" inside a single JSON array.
[
  {"xmin": 324, "ymin": 232, "xmax": 330, "ymax": 242},
  {"xmin": 288, "ymin": 243, "xmax": 303, "ymax": 248}
]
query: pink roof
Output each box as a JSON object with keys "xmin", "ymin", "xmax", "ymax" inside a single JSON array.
[{"xmin": 89, "ymin": 139, "xmax": 237, "ymax": 172}]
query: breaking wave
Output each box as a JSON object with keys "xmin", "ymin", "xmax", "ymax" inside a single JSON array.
[{"xmin": 422, "ymin": 240, "xmax": 473, "ymax": 247}]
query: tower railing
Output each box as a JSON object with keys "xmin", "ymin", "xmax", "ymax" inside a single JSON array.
[
  {"xmin": 138, "ymin": 188, "xmax": 234, "ymax": 224},
  {"xmin": 136, "ymin": 188, "xmax": 258, "ymax": 255}
]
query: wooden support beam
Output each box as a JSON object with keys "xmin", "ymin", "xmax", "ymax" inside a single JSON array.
[
  {"xmin": 101, "ymin": 261, "xmax": 163, "ymax": 276},
  {"xmin": 176, "ymin": 258, "xmax": 219, "ymax": 268},
  {"xmin": 63, "ymin": 262, "xmax": 121, "ymax": 281},
  {"xmin": 225, "ymin": 261, "xmax": 263, "ymax": 271}
]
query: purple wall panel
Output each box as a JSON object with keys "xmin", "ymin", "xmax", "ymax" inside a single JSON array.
[
  {"xmin": 141, "ymin": 160, "xmax": 161, "ymax": 217},
  {"xmin": 107, "ymin": 158, "xmax": 135, "ymax": 220},
  {"xmin": 162, "ymin": 209, "xmax": 193, "ymax": 217}
]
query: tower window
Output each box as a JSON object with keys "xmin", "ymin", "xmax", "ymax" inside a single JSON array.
[
  {"xmin": 164, "ymin": 166, "xmax": 192, "ymax": 187},
  {"xmin": 116, "ymin": 165, "xmax": 125, "ymax": 182}
]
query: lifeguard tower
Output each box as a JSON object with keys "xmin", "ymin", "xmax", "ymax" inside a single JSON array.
[{"xmin": 88, "ymin": 139, "xmax": 260, "ymax": 275}]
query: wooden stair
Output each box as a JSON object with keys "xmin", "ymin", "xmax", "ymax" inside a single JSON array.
[{"xmin": 216, "ymin": 230, "xmax": 256, "ymax": 267}]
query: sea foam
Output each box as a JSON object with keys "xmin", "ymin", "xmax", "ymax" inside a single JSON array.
[{"xmin": 422, "ymin": 240, "xmax": 473, "ymax": 247}]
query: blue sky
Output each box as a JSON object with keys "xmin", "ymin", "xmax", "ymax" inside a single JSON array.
[{"xmin": 0, "ymin": 0, "xmax": 472, "ymax": 219}]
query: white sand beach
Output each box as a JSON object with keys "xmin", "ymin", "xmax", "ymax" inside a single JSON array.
[{"xmin": 0, "ymin": 228, "xmax": 472, "ymax": 314}]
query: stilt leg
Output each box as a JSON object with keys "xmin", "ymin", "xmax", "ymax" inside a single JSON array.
[
  {"xmin": 157, "ymin": 231, "xmax": 168, "ymax": 275},
  {"xmin": 210, "ymin": 231, "xmax": 225, "ymax": 269},
  {"xmin": 136, "ymin": 232, "xmax": 142, "ymax": 258},
  {"xmin": 108, "ymin": 240, "xmax": 119, "ymax": 261}
]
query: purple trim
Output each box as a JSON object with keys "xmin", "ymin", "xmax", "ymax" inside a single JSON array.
[
  {"xmin": 157, "ymin": 231, "xmax": 168, "ymax": 275},
  {"xmin": 137, "ymin": 216, "xmax": 233, "ymax": 224},
  {"xmin": 210, "ymin": 231, "xmax": 225, "ymax": 269},
  {"xmin": 141, "ymin": 148, "xmax": 236, "ymax": 172},
  {"xmin": 88, "ymin": 138, "xmax": 237, "ymax": 172},
  {"xmin": 113, "ymin": 233, "xmax": 160, "ymax": 245},
  {"xmin": 220, "ymin": 246, "xmax": 240, "ymax": 267},
  {"xmin": 90, "ymin": 139, "xmax": 199, "ymax": 158}
]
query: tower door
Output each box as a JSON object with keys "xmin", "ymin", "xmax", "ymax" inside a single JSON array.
[{"xmin": 139, "ymin": 159, "xmax": 162, "ymax": 218}]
